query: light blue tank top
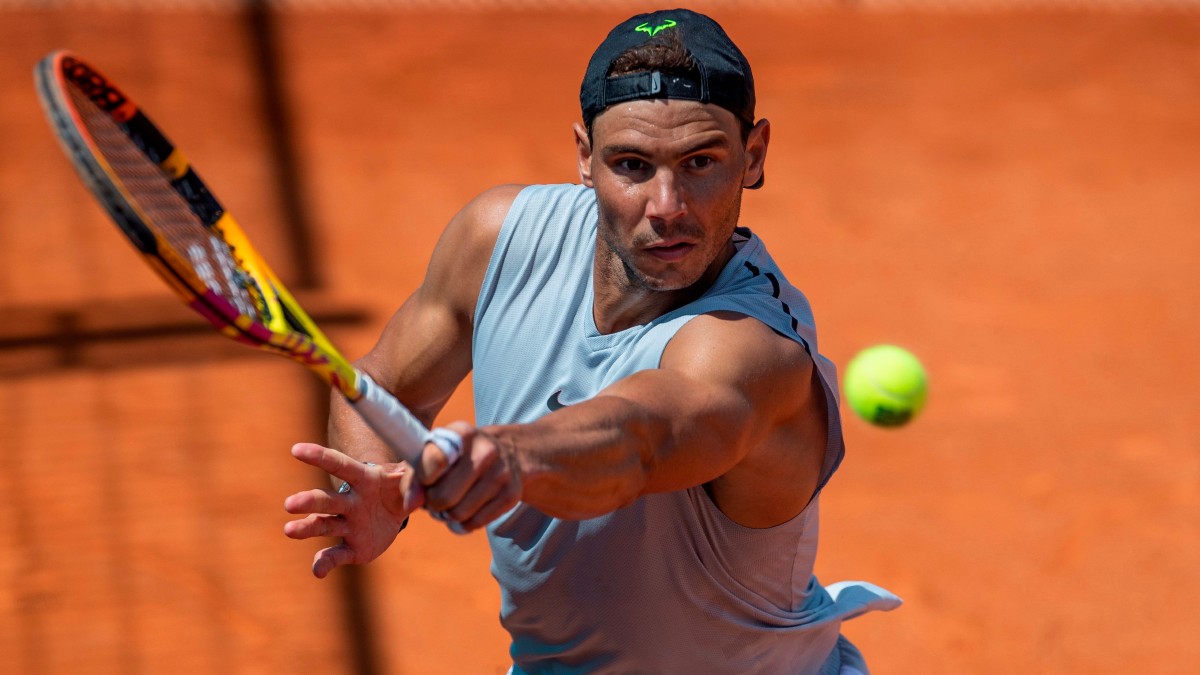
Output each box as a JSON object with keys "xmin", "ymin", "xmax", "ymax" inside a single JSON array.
[{"xmin": 473, "ymin": 184, "xmax": 899, "ymax": 674}]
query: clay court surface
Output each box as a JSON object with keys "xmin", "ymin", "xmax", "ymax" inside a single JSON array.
[{"xmin": 1, "ymin": 2, "xmax": 1197, "ymax": 673}]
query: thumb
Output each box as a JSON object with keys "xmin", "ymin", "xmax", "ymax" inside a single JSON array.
[{"xmin": 402, "ymin": 474, "xmax": 426, "ymax": 514}]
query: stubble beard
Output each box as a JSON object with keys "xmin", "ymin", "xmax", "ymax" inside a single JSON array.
[{"xmin": 596, "ymin": 189, "xmax": 744, "ymax": 294}]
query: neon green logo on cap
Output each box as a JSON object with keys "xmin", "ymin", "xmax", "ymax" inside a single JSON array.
[{"xmin": 635, "ymin": 18, "xmax": 677, "ymax": 37}]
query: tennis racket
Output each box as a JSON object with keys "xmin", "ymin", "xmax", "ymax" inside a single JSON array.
[{"xmin": 34, "ymin": 49, "xmax": 463, "ymax": 528}]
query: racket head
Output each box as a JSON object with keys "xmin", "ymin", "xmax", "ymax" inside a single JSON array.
[{"xmin": 34, "ymin": 50, "xmax": 360, "ymax": 399}]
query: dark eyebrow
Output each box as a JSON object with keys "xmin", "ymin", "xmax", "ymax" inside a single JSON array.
[
  {"xmin": 600, "ymin": 136, "xmax": 732, "ymax": 160},
  {"xmin": 678, "ymin": 136, "xmax": 732, "ymax": 156},
  {"xmin": 600, "ymin": 144, "xmax": 648, "ymax": 159}
]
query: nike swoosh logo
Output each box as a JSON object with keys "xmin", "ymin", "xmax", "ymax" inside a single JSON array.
[{"xmin": 547, "ymin": 390, "xmax": 569, "ymax": 412}]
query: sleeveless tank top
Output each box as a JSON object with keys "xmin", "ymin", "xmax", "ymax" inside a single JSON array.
[{"xmin": 473, "ymin": 184, "xmax": 899, "ymax": 674}]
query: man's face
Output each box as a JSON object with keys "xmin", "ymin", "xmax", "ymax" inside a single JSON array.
[{"xmin": 576, "ymin": 99, "xmax": 768, "ymax": 292}]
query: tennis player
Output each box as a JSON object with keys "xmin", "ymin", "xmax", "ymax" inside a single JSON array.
[{"xmin": 284, "ymin": 9, "xmax": 900, "ymax": 673}]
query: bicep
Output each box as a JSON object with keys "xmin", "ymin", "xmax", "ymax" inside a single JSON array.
[{"xmin": 357, "ymin": 185, "xmax": 524, "ymax": 422}]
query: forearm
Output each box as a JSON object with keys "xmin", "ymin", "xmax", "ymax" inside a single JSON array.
[
  {"xmin": 489, "ymin": 398, "xmax": 651, "ymax": 518},
  {"xmin": 420, "ymin": 316, "xmax": 818, "ymax": 531},
  {"xmin": 325, "ymin": 298, "xmax": 468, "ymax": 468},
  {"xmin": 327, "ymin": 390, "xmax": 406, "ymax": 466},
  {"xmin": 327, "ymin": 371, "xmax": 448, "ymax": 454},
  {"xmin": 492, "ymin": 375, "xmax": 749, "ymax": 520}
]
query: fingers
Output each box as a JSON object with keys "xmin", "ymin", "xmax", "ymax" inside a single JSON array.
[
  {"xmin": 284, "ymin": 487, "xmax": 350, "ymax": 517},
  {"xmin": 287, "ymin": 443, "xmax": 412, "ymax": 577},
  {"xmin": 402, "ymin": 473, "xmax": 426, "ymax": 514},
  {"xmin": 458, "ymin": 492, "xmax": 521, "ymax": 531},
  {"xmin": 312, "ymin": 544, "xmax": 357, "ymax": 579},
  {"xmin": 291, "ymin": 443, "xmax": 374, "ymax": 486},
  {"xmin": 421, "ymin": 422, "xmax": 485, "ymax": 507},
  {"xmin": 434, "ymin": 457, "xmax": 520, "ymax": 529},
  {"xmin": 421, "ymin": 425, "xmax": 522, "ymax": 531},
  {"xmin": 414, "ymin": 421, "xmax": 473, "ymax": 485},
  {"xmin": 284, "ymin": 513, "xmax": 351, "ymax": 540}
]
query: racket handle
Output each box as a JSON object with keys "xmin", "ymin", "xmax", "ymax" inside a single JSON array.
[
  {"xmin": 350, "ymin": 372, "xmax": 468, "ymax": 535},
  {"xmin": 351, "ymin": 372, "xmax": 431, "ymax": 464}
]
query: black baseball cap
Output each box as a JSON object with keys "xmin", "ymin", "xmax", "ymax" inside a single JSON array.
[{"xmin": 579, "ymin": 9, "xmax": 761, "ymax": 188}]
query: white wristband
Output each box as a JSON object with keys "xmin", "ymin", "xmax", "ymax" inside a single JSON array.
[{"xmin": 426, "ymin": 427, "xmax": 464, "ymax": 466}]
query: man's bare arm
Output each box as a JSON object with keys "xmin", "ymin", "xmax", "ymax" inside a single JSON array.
[
  {"xmin": 326, "ymin": 185, "xmax": 523, "ymax": 466},
  {"xmin": 283, "ymin": 185, "xmax": 520, "ymax": 576},
  {"xmin": 428, "ymin": 311, "xmax": 828, "ymax": 530}
]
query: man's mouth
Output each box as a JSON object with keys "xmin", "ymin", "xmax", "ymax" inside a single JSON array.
[{"xmin": 645, "ymin": 240, "xmax": 696, "ymax": 262}]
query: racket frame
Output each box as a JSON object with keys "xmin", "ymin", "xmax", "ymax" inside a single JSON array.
[{"xmin": 33, "ymin": 50, "xmax": 447, "ymax": 472}]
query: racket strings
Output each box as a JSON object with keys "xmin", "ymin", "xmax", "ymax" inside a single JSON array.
[{"xmin": 68, "ymin": 82, "xmax": 266, "ymax": 323}]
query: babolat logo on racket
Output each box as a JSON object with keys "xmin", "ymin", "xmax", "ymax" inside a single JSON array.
[
  {"xmin": 635, "ymin": 18, "xmax": 677, "ymax": 37},
  {"xmin": 61, "ymin": 56, "xmax": 128, "ymax": 115}
]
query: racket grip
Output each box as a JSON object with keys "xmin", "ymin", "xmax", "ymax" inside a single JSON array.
[{"xmin": 351, "ymin": 372, "xmax": 431, "ymax": 465}]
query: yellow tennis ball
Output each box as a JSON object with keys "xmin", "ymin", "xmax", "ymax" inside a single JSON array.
[{"xmin": 843, "ymin": 345, "xmax": 927, "ymax": 427}]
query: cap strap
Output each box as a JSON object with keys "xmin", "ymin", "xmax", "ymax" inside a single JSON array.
[{"xmin": 603, "ymin": 71, "xmax": 703, "ymax": 106}]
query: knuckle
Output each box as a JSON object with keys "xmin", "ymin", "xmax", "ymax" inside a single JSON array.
[{"xmin": 473, "ymin": 446, "xmax": 496, "ymax": 471}]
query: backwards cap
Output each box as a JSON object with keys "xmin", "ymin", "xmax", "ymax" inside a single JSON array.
[{"xmin": 579, "ymin": 9, "xmax": 760, "ymax": 188}]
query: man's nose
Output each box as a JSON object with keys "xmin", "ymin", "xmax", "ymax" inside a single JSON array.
[{"xmin": 645, "ymin": 169, "xmax": 687, "ymax": 222}]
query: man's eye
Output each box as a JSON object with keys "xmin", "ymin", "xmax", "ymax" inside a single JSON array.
[
  {"xmin": 617, "ymin": 159, "xmax": 648, "ymax": 172},
  {"xmin": 688, "ymin": 156, "xmax": 714, "ymax": 169}
]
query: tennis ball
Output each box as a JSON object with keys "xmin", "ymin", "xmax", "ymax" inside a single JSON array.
[{"xmin": 843, "ymin": 345, "xmax": 927, "ymax": 427}]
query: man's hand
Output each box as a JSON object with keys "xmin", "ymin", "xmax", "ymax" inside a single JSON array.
[
  {"xmin": 283, "ymin": 443, "xmax": 419, "ymax": 578},
  {"xmin": 417, "ymin": 421, "xmax": 524, "ymax": 532}
]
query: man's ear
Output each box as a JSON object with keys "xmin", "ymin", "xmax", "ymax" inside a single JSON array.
[
  {"xmin": 573, "ymin": 122, "xmax": 594, "ymax": 187},
  {"xmin": 743, "ymin": 118, "xmax": 770, "ymax": 189}
]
